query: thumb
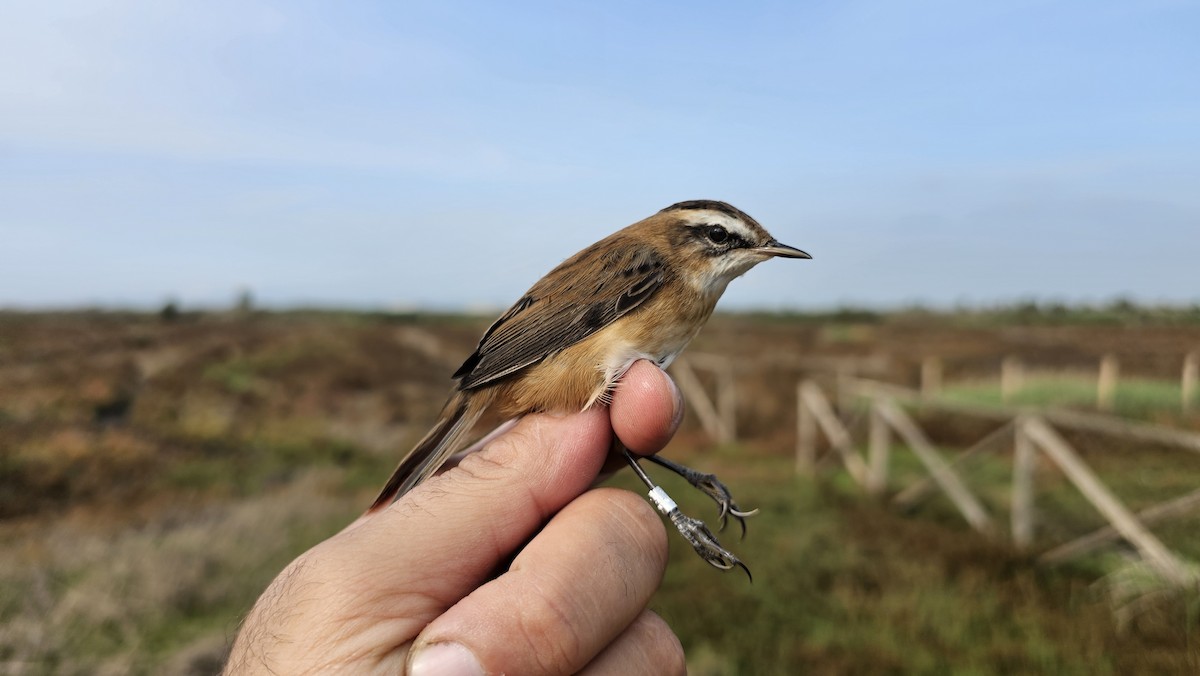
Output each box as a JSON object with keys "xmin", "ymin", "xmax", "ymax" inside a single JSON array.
[{"xmin": 328, "ymin": 405, "xmax": 615, "ymax": 617}]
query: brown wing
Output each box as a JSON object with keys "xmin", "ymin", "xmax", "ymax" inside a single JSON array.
[{"xmin": 453, "ymin": 242, "xmax": 667, "ymax": 390}]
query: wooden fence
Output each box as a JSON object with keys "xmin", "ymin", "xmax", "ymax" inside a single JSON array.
[
  {"xmin": 920, "ymin": 351, "xmax": 1200, "ymax": 412},
  {"xmin": 669, "ymin": 349, "xmax": 1199, "ymax": 584},
  {"xmin": 672, "ymin": 354, "xmax": 738, "ymax": 445},
  {"xmin": 671, "ymin": 351, "xmax": 891, "ymax": 446},
  {"xmin": 796, "ymin": 377, "xmax": 1200, "ymax": 586}
]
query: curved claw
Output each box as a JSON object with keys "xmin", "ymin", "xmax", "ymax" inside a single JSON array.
[
  {"xmin": 719, "ymin": 503, "xmax": 760, "ymax": 539},
  {"xmin": 697, "ymin": 543, "xmax": 753, "ymax": 582},
  {"xmin": 734, "ymin": 559, "xmax": 753, "ymax": 582},
  {"xmin": 724, "ymin": 511, "xmax": 742, "ymax": 538},
  {"xmin": 670, "ymin": 511, "xmax": 750, "ymax": 580},
  {"xmin": 693, "ymin": 475, "xmax": 758, "ymax": 538}
]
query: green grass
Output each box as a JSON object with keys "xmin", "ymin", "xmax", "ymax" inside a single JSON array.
[
  {"xmin": 161, "ymin": 434, "xmax": 390, "ymax": 499},
  {"xmin": 941, "ymin": 375, "xmax": 1189, "ymax": 422},
  {"xmin": 6, "ymin": 311, "xmax": 1200, "ymax": 672},
  {"xmin": 3, "ymin": 440, "xmax": 1198, "ymax": 673},
  {"xmin": 607, "ymin": 445, "xmax": 1200, "ymax": 674}
]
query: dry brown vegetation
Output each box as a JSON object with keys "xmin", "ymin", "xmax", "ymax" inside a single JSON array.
[{"xmin": 1, "ymin": 309, "xmax": 1198, "ymax": 673}]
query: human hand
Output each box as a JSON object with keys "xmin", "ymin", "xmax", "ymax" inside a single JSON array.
[{"xmin": 225, "ymin": 360, "xmax": 687, "ymax": 675}]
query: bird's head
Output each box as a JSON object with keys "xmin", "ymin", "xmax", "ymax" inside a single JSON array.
[{"xmin": 655, "ymin": 199, "xmax": 810, "ymax": 296}]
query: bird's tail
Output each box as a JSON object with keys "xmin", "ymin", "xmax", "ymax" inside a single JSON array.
[{"xmin": 369, "ymin": 390, "xmax": 489, "ymax": 511}]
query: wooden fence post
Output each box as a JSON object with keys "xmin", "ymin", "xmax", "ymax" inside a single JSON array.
[
  {"xmin": 921, "ymin": 356, "xmax": 943, "ymax": 399},
  {"xmin": 716, "ymin": 359, "xmax": 737, "ymax": 444},
  {"xmin": 1098, "ymin": 354, "xmax": 1119, "ymax": 412},
  {"xmin": 1023, "ymin": 417, "xmax": 1191, "ymax": 584},
  {"xmin": 1012, "ymin": 417, "xmax": 1036, "ymax": 548},
  {"xmin": 894, "ymin": 421, "xmax": 1013, "ymax": 509},
  {"xmin": 672, "ymin": 358, "xmax": 728, "ymax": 443},
  {"xmin": 799, "ymin": 381, "xmax": 870, "ymax": 487},
  {"xmin": 876, "ymin": 399, "xmax": 994, "ymax": 535},
  {"xmin": 1183, "ymin": 351, "xmax": 1198, "ymax": 414},
  {"xmin": 796, "ymin": 381, "xmax": 816, "ymax": 474},
  {"xmin": 835, "ymin": 361, "xmax": 853, "ymax": 415},
  {"xmin": 1001, "ymin": 356, "xmax": 1024, "ymax": 404},
  {"xmin": 867, "ymin": 402, "xmax": 890, "ymax": 495}
]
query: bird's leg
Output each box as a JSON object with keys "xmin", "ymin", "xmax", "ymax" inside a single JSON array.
[
  {"xmin": 645, "ymin": 455, "xmax": 759, "ymax": 537},
  {"xmin": 622, "ymin": 447, "xmax": 751, "ymax": 580}
]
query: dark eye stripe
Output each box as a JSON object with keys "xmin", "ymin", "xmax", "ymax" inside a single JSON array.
[{"xmin": 687, "ymin": 223, "xmax": 749, "ymax": 252}]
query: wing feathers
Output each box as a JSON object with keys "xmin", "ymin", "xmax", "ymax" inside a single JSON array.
[
  {"xmin": 456, "ymin": 243, "xmax": 666, "ymax": 390},
  {"xmin": 369, "ymin": 389, "xmax": 488, "ymax": 509}
]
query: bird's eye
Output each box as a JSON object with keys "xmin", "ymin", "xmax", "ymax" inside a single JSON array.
[{"xmin": 705, "ymin": 225, "xmax": 729, "ymax": 244}]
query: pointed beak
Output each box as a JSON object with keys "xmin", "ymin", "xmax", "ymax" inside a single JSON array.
[{"xmin": 755, "ymin": 240, "xmax": 812, "ymax": 259}]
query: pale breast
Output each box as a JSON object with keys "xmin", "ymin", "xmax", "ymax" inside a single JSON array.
[{"xmin": 490, "ymin": 277, "xmax": 719, "ymax": 417}]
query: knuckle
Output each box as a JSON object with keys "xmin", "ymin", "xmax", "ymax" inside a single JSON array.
[
  {"xmin": 512, "ymin": 590, "xmax": 584, "ymax": 674},
  {"xmin": 453, "ymin": 421, "xmax": 548, "ymax": 488},
  {"xmin": 453, "ymin": 444, "xmax": 515, "ymax": 483}
]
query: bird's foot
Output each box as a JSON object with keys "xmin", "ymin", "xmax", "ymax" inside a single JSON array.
[
  {"xmin": 647, "ymin": 486, "xmax": 751, "ymax": 581},
  {"xmin": 647, "ymin": 457, "xmax": 759, "ymax": 536}
]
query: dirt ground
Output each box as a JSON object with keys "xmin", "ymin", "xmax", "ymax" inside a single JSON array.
[
  {"xmin": 3, "ymin": 309, "xmax": 1199, "ymax": 520},
  {"xmin": 2, "ymin": 309, "xmax": 1198, "ymax": 673}
]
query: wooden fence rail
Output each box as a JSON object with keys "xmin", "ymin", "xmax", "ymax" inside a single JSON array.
[
  {"xmin": 795, "ymin": 378, "xmax": 1200, "ymax": 586},
  {"xmin": 667, "ymin": 350, "xmax": 1199, "ymax": 584},
  {"xmin": 671, "ymin": 357, "xmax": 735, "ymax": 445},
  {"xmin": 1041, "ymin": 488, "xmax": 1200, "ymax": 564},
  {"xmin": 1020, "ymin": 416, "xmax": 1191, "ymax": 584}
]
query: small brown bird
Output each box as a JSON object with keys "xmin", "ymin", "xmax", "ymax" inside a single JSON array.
[{"xmin": 371, "ymin": 200, "xmax": 810, "ymax": 575}]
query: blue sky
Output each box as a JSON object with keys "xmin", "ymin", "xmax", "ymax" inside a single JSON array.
[{"xmin": 2, "ymin": 1, "xmax": 1197, "ymax": 311}]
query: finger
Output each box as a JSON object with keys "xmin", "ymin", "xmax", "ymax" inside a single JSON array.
[
  {"xmin": 337, "ymin": 418, "xmax": 523, "ymax": 536},
  {"xmin": 408, "ymin": 488, "xmax": 668, "ymax": 676},
  {"xmin": 316, "ymin": 361, "xmax": 679, "ymax": 658},
  {"xmin": 310, "ymin": 405, "xmax": 615, "ymax": 661},
  {"xmin": 578, "ymin": 610, "xmax": 686, "ymax": 676},
  {"xmin": 610, "ymin": 359, "xmax": 684, "ymax": 456}
]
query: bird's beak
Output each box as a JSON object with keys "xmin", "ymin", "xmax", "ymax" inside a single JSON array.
[{"xmin": 755, "ymin": 240, "xmax": 812, "ymax": 259}]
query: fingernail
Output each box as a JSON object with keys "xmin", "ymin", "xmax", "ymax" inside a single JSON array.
[
  {"xmin": 664, "ymin": 370, "xmax": 685, "ymax": 430},
  {"xmin": 410, "ymin": 642, "xmax": 485, "ymax": 676}
]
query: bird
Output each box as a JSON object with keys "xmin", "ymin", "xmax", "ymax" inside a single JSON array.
[{"xmin": 370, "ymin": 200, "xmax": 810, "ymax": 576}]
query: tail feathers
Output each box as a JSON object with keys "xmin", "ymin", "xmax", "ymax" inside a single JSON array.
[{"xmin": 369, "ymin": 391, "xmax": 486, "ymax": 511}]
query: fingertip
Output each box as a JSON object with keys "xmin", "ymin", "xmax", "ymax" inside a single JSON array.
[
  {"xmin": 409, "ymin": 641, "xmax": 485, "ymax": 676},
  {"xmin": 610, "ymin": 360, "xmax": 682, "ymax": 455}
]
